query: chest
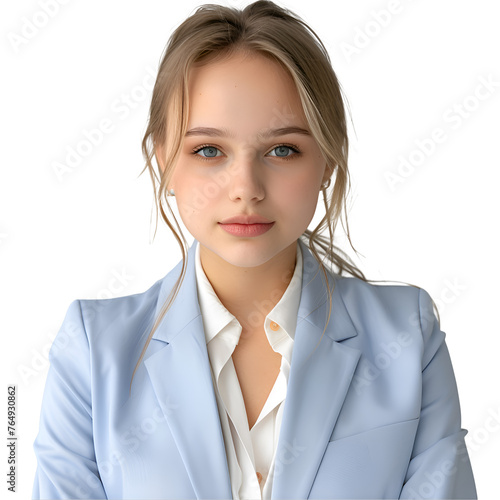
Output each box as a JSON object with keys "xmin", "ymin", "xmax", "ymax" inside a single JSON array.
[{"xmin": 231, "ymin": 329, "xmax": 282, "ymax": 430}]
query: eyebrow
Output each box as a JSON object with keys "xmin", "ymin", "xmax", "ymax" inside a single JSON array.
[{"xmin": 185, "ymin": 126, "xmax": 311, "ymax": 139}]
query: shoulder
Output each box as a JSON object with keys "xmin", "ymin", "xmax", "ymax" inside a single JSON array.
[
  {"xmin": 333, "ymin": 274, "xmax": 432, "ymax": 314},
  {"xmin": 332, "ymin": 274, "xmax": 439, "ymax": 346},
  {"xmin": 49, "ymin": 276, "xmax": 166, "ymax": 366},
  {"xmin": 79, "ymin": 277, "xmax": 163, "ymax": 335}
]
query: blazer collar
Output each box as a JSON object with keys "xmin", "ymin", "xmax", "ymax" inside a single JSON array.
[
  {"xmin": 151, "ymin": 238, "xmax": 358, "ymax": 344},
  {"xmin": 144, "ymin": 238, "xmax": 361, "ymax": 499}
]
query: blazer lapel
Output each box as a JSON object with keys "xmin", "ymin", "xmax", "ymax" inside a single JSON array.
[
  {"xmin": 271, "ymin": 239, "xmax": 361, "ymax": 499},
  {"xmin": 144, "ymin": 240, "xmax": 232, "ymax": 499}
]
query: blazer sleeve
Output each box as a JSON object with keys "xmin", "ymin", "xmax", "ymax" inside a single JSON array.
[
  {"xmin": 399, "ymin": 288, "xmax": 477, "ymax": 499},
  {"xmin": 32, "ymin": 299, "xmax": 107, "ymax": 499}
]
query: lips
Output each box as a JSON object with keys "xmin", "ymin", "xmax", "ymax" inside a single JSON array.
[
  {"xmin": 219, "ymin": 221, "xmax": 275, "ymax": 237},
  {"xmin": 219, "ymin": 214, "xmax": 274, "ymax": 225}
]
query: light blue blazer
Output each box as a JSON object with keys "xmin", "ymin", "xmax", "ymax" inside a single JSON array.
[{"xmin": 32, "ymin": 238, "xmax": 476, "ymax": 499}]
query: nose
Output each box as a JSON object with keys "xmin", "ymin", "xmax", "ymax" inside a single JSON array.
[{"xmin": 226, "ymin": 149, "xmax": 266, "ymax": 202}]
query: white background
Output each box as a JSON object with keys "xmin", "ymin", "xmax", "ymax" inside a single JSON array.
[{"xmin": 2, "ymin": 0, "xmax": 499, "ymax": 498}]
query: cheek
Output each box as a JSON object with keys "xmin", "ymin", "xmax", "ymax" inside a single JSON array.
[
  {"xmin": 277, "ymin": 182, "xmax": 318, "ymax": 224},
  {"xmin": 281, "ymin": 172, "xmax": 320, "ymax": 205},
  {"xmin": 177, "ymin": 183, "xmax": 218, "ymax": 230},
  {"xmin": 172, "ymin": 167, "xmax": 202, "ymax": 209},
  {"xmin": 176, "ymin": 166, "xmax": 222, "ymax": 207}
]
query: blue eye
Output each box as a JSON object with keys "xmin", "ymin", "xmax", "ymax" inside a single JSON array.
[
  {"xmin": 192, "ymin": 145, "xmax": 223, "ymax": 158},
  {"xmin": 268, "ymin": 144, "xmax": 300, "ymax": 159}
]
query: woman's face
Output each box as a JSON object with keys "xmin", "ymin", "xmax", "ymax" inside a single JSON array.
[{"xmin": 168, "ymin": 50, "xmax": 330, "ymax": 269}]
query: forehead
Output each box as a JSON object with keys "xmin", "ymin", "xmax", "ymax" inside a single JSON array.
[{"xmin": 185, "ymin": 51, "xmax": 307, "ymax": 134}]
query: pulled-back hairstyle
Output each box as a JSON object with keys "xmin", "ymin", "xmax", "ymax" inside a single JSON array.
[{"xmin": 133, "ymin": 0, "xmax": 434, "ymax": 387}]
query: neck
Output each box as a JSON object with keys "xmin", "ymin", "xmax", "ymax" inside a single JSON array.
[{"xmin": 199, "ymin": 241, "xmax": 297, "ymax": 331}]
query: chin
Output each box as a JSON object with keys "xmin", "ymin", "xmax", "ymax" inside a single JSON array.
[{"xmin": 211, "ymin": 245, "xmax": 281, "ymax": 269}]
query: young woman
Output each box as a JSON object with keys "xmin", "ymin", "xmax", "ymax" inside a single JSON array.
[{"xmin": 32, "ymin": 1, "xmax": 477, "ymax": 498}]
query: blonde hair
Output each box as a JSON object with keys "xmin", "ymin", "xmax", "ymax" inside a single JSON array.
[{"xmin": 132, "ymin": 0, "xmax": 436, "ymax": 388}]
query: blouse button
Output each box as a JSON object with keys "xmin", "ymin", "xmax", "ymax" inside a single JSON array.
[
  {"xmin": 270, "ymin": 321, "xmax": 280, "ymax": 331},
  {"xmin": 256, "ymin": 471, "xmax": 263, "ymax": 484}
]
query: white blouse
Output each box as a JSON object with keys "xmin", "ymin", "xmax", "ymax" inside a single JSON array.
[{"xmin": 194, "ymin": 240, "xmax": 303, "ymax": 499}]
